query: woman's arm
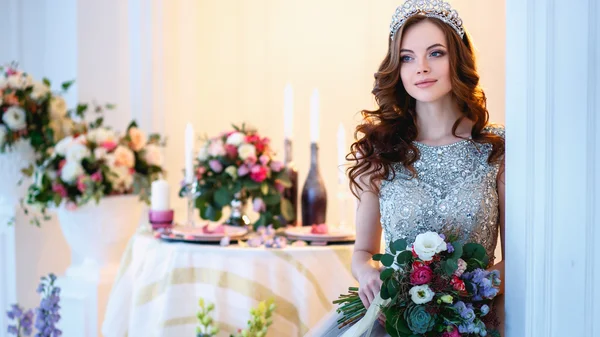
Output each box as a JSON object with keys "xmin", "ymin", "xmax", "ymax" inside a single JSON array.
[{"xmin": 351, "ymin": 171, "xmax": 384, "ymax": 308}]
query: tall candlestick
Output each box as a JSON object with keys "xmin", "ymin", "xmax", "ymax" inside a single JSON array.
[
  {"xmin": 309, "ymin": 89, "xmax": 320, "ymax": 143},
  {"xmin": 184, "ymin": 123, "xmax": 194, "ymax": 184},
  {"xmin": 151, "ymin": 179, "xmax": 170, "ymax": 211},
  {"xmin": 284, "ymin": 84, "xmax": 294, "ymax": 140}
]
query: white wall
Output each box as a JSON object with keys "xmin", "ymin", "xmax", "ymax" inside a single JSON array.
[{"xmin": 505, "ymin": 0, "xmax": 600, "ymax": 336}]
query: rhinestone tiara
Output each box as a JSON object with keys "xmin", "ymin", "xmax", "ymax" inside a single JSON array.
[{"xmin": 390, "ymin": 0, "xmax": 465, "ymax": 40}]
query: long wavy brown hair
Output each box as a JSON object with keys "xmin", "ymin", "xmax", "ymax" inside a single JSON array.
[{"xmin": 348, "ymin": 15, "xmax": 505, "ymax": 199}]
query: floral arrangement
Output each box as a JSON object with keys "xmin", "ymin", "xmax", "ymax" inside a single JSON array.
[
  {"xmin": 24, "ymin": 120, "xmax": 165, "ymax": 224},
  {"xmin": 196, "ymin": 298, "xmax": 275, "ymax": 337},
  {"xmin": 0, "ymin": 64, "xmax": 74, "ymax": 158},
  {"xmin": 189, "ymin": 124, "xmax": 294, "ymax": 229},
  {"xmin": 6, "ymin": 273, "xmax": 62, "ymax": 337},
  {"xmin": 335, "ymin": 231, "xmax": 501, "ymax": 337}
]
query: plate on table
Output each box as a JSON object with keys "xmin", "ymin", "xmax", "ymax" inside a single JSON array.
[
  {"xmin": 159, "ymin": 224, "xmax": 248, "ymax": 243},
  {"xmin": 284, "ymin": 226, "xmax": 355, "ymax": 242}
]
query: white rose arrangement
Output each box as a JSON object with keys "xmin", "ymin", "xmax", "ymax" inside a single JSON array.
[{"xmin": 24, "ymin": 120, "xmax": 166, "ymax": 224}]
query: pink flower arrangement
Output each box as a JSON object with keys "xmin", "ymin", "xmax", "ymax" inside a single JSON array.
[{"xmin": 188, "ymin": 124, "xmax": 294, "ymax": 229}]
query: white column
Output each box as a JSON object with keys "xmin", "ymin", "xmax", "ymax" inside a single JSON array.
[{"xmin": 505, "ymin": 0, "xmax": 600, "ymax": 336}]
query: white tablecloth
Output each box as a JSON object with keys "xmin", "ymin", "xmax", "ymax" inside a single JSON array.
[{"xmin": 102, "ymin": 232, "xmax": 356, "ymax": 337}]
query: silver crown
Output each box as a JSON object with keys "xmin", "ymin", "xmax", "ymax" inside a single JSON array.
[{"xmin": 390, "ymin": 0, "xmax": 464, "ymax": 39}]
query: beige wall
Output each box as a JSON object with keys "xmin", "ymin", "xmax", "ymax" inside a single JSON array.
[{"xmin": 150, "ymin": 0, "xmax": 506, "ymax": 225}]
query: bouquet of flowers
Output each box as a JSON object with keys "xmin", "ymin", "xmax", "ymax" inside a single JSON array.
[
  {"xmin": 24, "ymin": 120, "xmax": 165, "ymax": 224},
  {"xmin": 189, "ymin": 124, "xmax": 294, "ymax": 229},
  {"xmin": 0, "ymin": 63, "xmax": 74, "ymax": 158},
  {"xmin": 335, "ymin": 231, "xmax": 501, "ymax": 337}
]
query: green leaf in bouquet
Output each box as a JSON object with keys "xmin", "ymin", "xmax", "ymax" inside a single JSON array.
[
  {"xmin": 390, "ymin": 240, "xmax": 397, "ymax": 255},
  {"xmin": 214, "ymin": 187, "xmax": 233, "ymax": 208},
  {"xmin": 280, "ymin": 198, "xmax": 295, "ymax": 221},
  {"xmin": 466, "ymin": 258, "xmax": 485, "ymax": 271},
  {"xmin": 76, "ymin": 103, "xmax": 88, "ymax": 118},
  {"xmin": 263, "ymin": 193, "xmax": 280, "ymax": 206},
  {"xmin": 464, "ymin": 280, "xmax": 475, "ymax": 294},
  {"xmin": 61, "ymin": 80, "xmax": 75, "ymax": 91},
  {"xmin": 253, "ymin": 213, "xmax": 268, "ymax": 230},
  {"xmin": 380, "ymin": 282, "xmax": 390, "ymax": 300},
  {"xmin": 261, "ymin": 183, "xmax": 269, "ymax": 195},
  {"xmin": 387, "ymin": 279, "xmax": 398, "ymax": 298},
  {"xmin": 380, "ymin": 268, "xmax": 393, "ymax": 281},
  {"xmin": 372, "ymin": 254, "xmax": 383, "ymax": 261},
  {"xmin": 202, "ymin": 204, "xmax": 222, "ymax": 221},
  {"xmin": 393, "ymin": 315, "xmax": 412, "ymax": 335},
  {"xmin": 450, "ymin": 242, "xmax": 463, "ymax": 260},
  {"xmin": 396, "ymin": 250, "xmax": 413, "ymax": 265},
  {"xmin": 43, "ymin": 78, "xmax": 51, "ymax": 87},
  {"xmin": 442, "ymin": 259, "xmax": 459, "ymax": 276},
  {"xmin": 392, "ymin": 239, "xmax": 408, "ymax": 253},
  {"xmin": 381, "ymin": 254, "xmax": 395, "ymax": 267},
  {"xmin": 462, "ymin": 243, "xmax": 487, "ymax": 261},
  {"xmin": 243, "ymin": 180, "xmax": 261, "ymax": 192}
]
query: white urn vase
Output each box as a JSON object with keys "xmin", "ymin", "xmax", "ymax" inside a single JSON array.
[
  {"xmin": 0, "ymin": 140, "xmax": 35, "ymax": 216},
  {"xmin": 56, "ymin": 194, "xmax": 143, "ymax": 269}
]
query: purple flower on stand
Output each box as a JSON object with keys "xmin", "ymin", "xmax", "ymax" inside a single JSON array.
[
  {"xmin": 33, "ymin": 274, "xmax": 62, "ymax": 337},
  {"xmin": 6, "ymin": 304, "xmax": 33, "ymax": 337},
  {"xmin": 274, "ymin": 236, "xmax": 287, "ymax": 249},
  {"xmin": 6, "ymin": 273, "xmax": 61, "ymax": 337}
]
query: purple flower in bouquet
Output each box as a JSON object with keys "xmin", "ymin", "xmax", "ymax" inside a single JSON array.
[
  {"xmin": 462, "ymin": 269, "xmax": 500, "ymax": 301},
  {"xmin": 252, "ymin": 198, "xmax": 266, "ymax": 213},
  {"xmin": 208, "ymin": 160, "xmax": 223, "ymax": 173},
  {"xmin": 6, "ymin": 304, "xmax": 34, "ymax": 336}
]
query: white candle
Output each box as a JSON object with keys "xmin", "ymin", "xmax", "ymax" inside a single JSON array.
[
  {"xmin": 283, "ymin": 84, "xmax": 294, "ymax": 140},
  {"xmin": 184, "ymin": 123, "xmax": 195, "ymax": 184},
  {"xmin": 337, "ymin": 123, "xmax": 347, "ymax": 184},
  {"xmin": 309, "ymin": 88, "xmax": 320, "ymax": 143},
  {"xmin": 151, "ymin": 179, "xmax": 170, "ymax": 211}
]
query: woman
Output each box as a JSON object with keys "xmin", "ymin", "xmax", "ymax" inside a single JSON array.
[{"xmin": 309, "ymin": 0, "xmax": 505, "ymax": 336}]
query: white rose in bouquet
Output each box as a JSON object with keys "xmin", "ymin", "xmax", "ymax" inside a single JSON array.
[
  {"xmin": 108, "ymin": 165, "xmax": 134, "ymax": 192},
  {"xmin": 412, "ymin": 231, "xmax": 447, "ymax": 262},
  {"xmin": 49, "ymin": 96, "xmax": 68, "ymax": 119},
  {"xmin": 143, "ymin": 144, "xmax": 163, "ymax": 166},
  {"xmin": 55, "ymin": 136, "xmax": 74, "ymax": 156},
  {"xmin": 66, "ymin": 142, "xmax": 91, "ymax": 162},
  {"xmin": 198, "ymin": 144, "xmax": 209, "ymax": 161},
  {"xmin": 226, "ymin": 132, "xmax": 245, "ymax": 146},
  {"xmin": 87, "ymin": 128, "xmax": 117, "ymax": 145},
  {"xmin": 238, "ymin": 143, "xmax": 256, "ymax": 160},
  {"xmin": 113, "ymin": 145, "xmax": 135, "ymax": 168},
  {"xmin": 409, "ymin": 285, "xmax": 435, "ymax": 304},
  {"xmin": 128, "ymin": 127, "xmax": 147, "ymax": 151},
  {"xmin": 60, "ymin": 161, "xmax": 84, "ymax": 183},
  {"xmin": 6, "ymin": 73, "xmax": 32, "ymax": 89},
  {"xmin": 30, "ymin": 81, "xmax": 50, "ymax": 100},
  {"xmin": 2, "ymin": 106, "xmax": 27, "ymax": 131}
]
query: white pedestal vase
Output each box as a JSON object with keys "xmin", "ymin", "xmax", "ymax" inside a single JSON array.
[
  {"xmin": 0, "ymin": 139, "xmax": 35, "ymax": 333},
  {"xmin": 56, "ymin": 195, "xmax": 144, "ymax": 337}
]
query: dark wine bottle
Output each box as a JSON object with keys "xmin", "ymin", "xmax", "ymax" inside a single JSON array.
[
  {"xmin": 301, "ymin": 143, "xmax": 327, "ymax": 226},
  {"xmin": 283, "ymin": 139, "xmax": 298, "ymax": 226}
]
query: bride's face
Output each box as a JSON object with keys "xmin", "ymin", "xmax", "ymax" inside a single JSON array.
[{"xmin": 399, "ymin": 20, "xmax": 453, "ymax": 103}]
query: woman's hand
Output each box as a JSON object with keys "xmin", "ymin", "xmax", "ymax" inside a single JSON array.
[{"xmin": 357, "ymin": 266, "xmax": 383, "ymax": 309}]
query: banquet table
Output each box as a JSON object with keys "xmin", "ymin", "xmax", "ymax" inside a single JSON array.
[{"xmin": 101, "ymin": 230, "xmax": 356, "ymax": 337}]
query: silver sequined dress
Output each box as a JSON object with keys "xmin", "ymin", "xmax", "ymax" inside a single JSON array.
[{"xmin": 307, "ymin": 125, "xmax": 505, "ymax": 337}]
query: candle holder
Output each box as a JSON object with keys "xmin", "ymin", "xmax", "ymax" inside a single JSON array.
[
  {"xmin": 182, "ymin": 180, "xmax": 200, "ymax": 227},
  {"xmin": 149, "ymin": 209, "xmax": 175, "ymax": 232}
]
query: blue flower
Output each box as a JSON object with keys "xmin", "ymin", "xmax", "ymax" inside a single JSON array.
[{"xmin": 480, "ymin": 304, "xmax": 490, "ymax": 316}]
